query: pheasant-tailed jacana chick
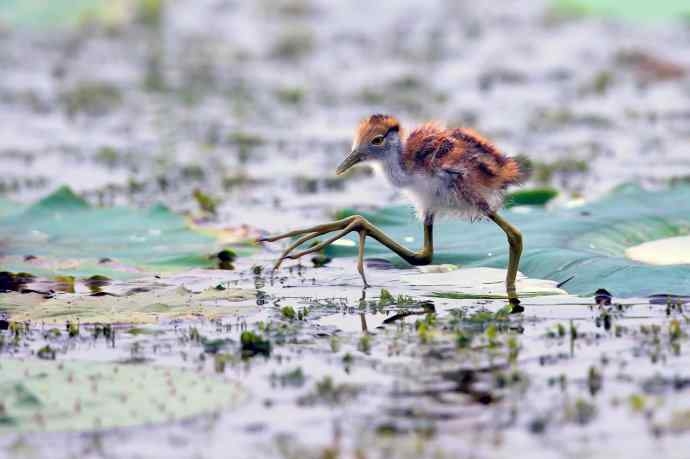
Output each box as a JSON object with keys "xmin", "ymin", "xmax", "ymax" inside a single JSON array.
[{"xmin": 261, "ymin": 114, "xmax": 528, "ymax": 312}]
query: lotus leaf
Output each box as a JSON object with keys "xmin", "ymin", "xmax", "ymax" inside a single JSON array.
[
  {"xmin": 329, "ymin": 185, "xmax": 690, "ymax": 297},
  {"xmin": 0, "ymin": 286, "xmax": 256, "ymax": 324},
  {"xmin": 552, "ymin": 0, "xmax": 690, "ymax": 20},
  {"xmin": 0, "ymin": 358, "xmax": 245, "ymax": 433},
  {"xmin": 0, "ymin": 187, "xmax": 251, "ymax": 279},
  {"xmin": 0, "ymin": 0, "xmax": 127, "ymax": 28}
]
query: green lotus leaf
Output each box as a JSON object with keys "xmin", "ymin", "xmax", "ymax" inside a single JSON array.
[
  {"xmin": 0, "ymin": 0, "xmax": 136, "ymax": 28},
  {"xmin": 504, "ymin": 188, "xmax": 558, "ymax": 208},
  {"xmin": 0, "ymin": 187, "xmax": 253, "ymax": 279},
  {"xmin": 552, "ymin": 0, "xmax": 690, "ymax": 20},
  {"xmin": 329, "ymin": 185, "xmax": 690, "ymax": 297},
  {"xmin": 0, "ymin": 358, "xmax": 246, "ymax": 433}
]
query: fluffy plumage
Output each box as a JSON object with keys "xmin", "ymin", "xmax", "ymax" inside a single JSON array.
[
  {"xmin": 262, "ymin": 113, "xmax": 527, "ymax": 309},
  {"xmin": 359, "ymin": 115, "xmax": 527, "ymax": 220}
]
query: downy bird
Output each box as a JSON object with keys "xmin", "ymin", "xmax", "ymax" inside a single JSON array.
[{"xmin": 260, "ymin": 114, "xmax": 528, "ymax": 312}]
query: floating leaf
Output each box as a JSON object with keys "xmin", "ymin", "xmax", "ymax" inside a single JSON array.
[
  {"xmin": 330, "ymin": 185, "xmax": 690, "ymax": 297},
  {"xmin": 625, "ymin": 236, "xmax": 690, "ymax": 266},
  {"xmin": 402, "ymin": 267, "xmax": 564, "ymax": 298},
  {"xmin": 505, "ymin": 188, "xmax": 558, "ymax": 208},
  {"xmin": 0, "ymin": 0, "xmax": 137, "ymax": 28},
  {"xmin": 0, "ymin": 358, "xmax": 245, "ymax": 433},
  {"xmin": 0, "ymin": 286, "xmax": 256, "ymax": 324},
  {"xmin": 552, "ymin": 0, "xmax": 690, "ymax": 21},
  {"xmin": 0, "ymin": 187, "xmax": 253, "ymax": 279}
]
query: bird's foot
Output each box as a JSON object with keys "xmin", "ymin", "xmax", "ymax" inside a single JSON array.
[{"xmin": 258, "ymin": 215, "xmax": 371, "ymax": 286}]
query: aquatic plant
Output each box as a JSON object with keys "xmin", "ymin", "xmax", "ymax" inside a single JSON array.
[
  {"xmin": 280, "ymin": 306, "xmax": 297, "ymax": 320},
  {"xmin": 59, "ymin": 81, "xmax": 123, "ymax": 117},
  {"xmin": 136, "ymin": 0, "xmax": 163, "ymax": 26},
  {"xmin": 357, "ymin": 335, "xmax": 371, "ymax": 354},
  {"xmin": 332, "ymin": 185, "xmax": 690, "ymax": 296},
  {"xmin": 504, "ymin": 188, "xmax": 559, "ymax": 208},
  {"xmin": 0, "ymin": 359, "xmax": 244, "ymax": 433},
  {"xmin": 270, "ymin": 367, "xmax": 306, "ymax": 388},
  {"xmin": 378, "ymin": 289, "xmax": 395, "ymax": 307},
  {"xmin": 1, "ymin": 285, "xmax": 256, "ymax": 324},
  {"xmin": 271, "ymin": 28, "xmax": 315, "ymax": 59},
  {"xmin": 193, "ymin": 189, "xmax": 218, "ymax": 215},
  {"xmin": 0, "ymin": 186, "xmax": 253, "ymax": 279},
  {"xmin": 311, "ymin": 255, "xmax": 332, "ymax": 268},
  {"xmin": 298, "ymin": 376, "xmax": 360, "ymax": 406},
  {"xmin": 275, "ymin": 86, "xmax": 305, "ymax": 105},
  {"xmin": 240, "ymin": 330, "xmax": 271, "ymax": 358},
  {"xmin": 533, "ymin": 158, "xmax": 589, "ymax": 184}
]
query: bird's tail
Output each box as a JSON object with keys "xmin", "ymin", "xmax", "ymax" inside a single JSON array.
[{"xmin": 503, "ymin": 154, "xmax": 532, "ymax": 186}]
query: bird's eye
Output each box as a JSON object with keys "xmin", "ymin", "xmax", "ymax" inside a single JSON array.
[{"xmin": 371, "ymin": 136, "xmax": 384, "ymax": 146}]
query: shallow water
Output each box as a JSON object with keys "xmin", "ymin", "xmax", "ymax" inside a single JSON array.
[
  {"xmin": 2, "ymin": 0, "xmax": 690, "ymax": 458},
  {"xmin": 3, "ymin": 254, "xmax": 690, "ymax": 459}
]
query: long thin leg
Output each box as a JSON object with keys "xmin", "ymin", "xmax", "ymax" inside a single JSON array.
[
  {"xmin": 357, "ymin": 230, "xmax": 369, "ymax": 288},
  {"xmin": 260, "ymin": 214, "xmax": 435, "ymax": 284},
  {"xmin": 488, "ymin": 212, "xmax": 523, "ymax": 312},
  {"xmin": 262, "ymin": 211, "xmax": 524, "ymax": 311},
  {"xmin": 362, "ymin": 213, "xmax": 434, "ymax": 266}
]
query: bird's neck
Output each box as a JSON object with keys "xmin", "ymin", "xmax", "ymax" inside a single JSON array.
[{"xmin": 377, "ymin": 137, "xmax": 412, "ymax": 187}]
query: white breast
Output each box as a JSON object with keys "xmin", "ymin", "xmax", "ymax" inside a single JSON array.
[
  {"xmin": 372, "ymin": 158, "xmax": 502, "ymax": 221},
  {"xmin": 403, "ymin": 171, "xmax": 503, "ymax": 221}
]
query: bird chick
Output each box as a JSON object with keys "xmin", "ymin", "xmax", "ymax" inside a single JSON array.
[
  {"xmin": 261, "ymin": 114, "xmax": 528, "ymax": 312},
  {"xmin": 340, "ymin": 114, "xmax": 526, "ymax": 220}
]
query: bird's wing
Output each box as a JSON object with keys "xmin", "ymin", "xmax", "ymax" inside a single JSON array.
[
  {"xmin": 404, "ymin": 125, "xmax": 527, "ymax": 189},
  {"xmin": 441, "ymin": 128, "xmax": 526, "ymax": 189},
  {"xmin": 401, "ymin": 122, "xmax": 449, "ymax": 173}
]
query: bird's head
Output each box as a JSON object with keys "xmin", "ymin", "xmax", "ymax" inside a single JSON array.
[{"xmin": 336, "ymin": 114, "xmax": 401, "ymax": 175}]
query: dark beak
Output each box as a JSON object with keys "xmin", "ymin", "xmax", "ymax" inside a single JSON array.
[{"xmin": 336, "ymin": 149, "xmax": 365, "ymax": 175}]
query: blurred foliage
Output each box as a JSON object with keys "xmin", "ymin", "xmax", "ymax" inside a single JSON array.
[
  {"xmin": 0, "ymin": 0, "xmax": 105, "ymax": 27},
  {"xmin": 0, "ymin": 0, "xmax": 165, "ymax": 28},
  {"xmin": 59, "ymin": 82, "xmax": 123, "ymax": 117}
]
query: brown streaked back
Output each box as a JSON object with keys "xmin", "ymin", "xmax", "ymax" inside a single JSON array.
[{"xmin": 403, "ymin": 124, "xmax": 527, "ymax": 190}]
